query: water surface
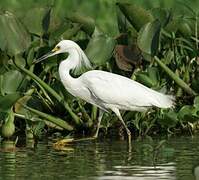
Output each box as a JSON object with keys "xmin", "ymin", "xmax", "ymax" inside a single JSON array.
[{"xmin": 0, "ymin": 136, "xmax": 199, "ymax": 180}]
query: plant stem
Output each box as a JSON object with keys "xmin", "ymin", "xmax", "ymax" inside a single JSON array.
[
  {"xmin": 15, "ymin": 63, "xmax": 81, "ymax": 124},
  {"xmin": 154, "ymin": 56, "xmax": 196, "ymax": 96},
  {"xmin": 22, "ymin": 105, "xmax": 74, "ymax": 131}
]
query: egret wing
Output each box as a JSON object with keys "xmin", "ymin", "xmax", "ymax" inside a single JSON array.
[{"xmin": 80, "ymin": 70, "xmax": 156, "ymax": 108}]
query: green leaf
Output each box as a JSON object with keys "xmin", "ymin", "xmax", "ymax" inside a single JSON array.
[
  {"xmin": 158, "ymin": 111, "xmax": 178, "ymax": 128},
  {"xmin": 67, "ymin": 13, "xmax": 95, "ymax": 35},
  {"xmin": 23, "ymin": 105, "xmax": 74, "ymax": 131},
  {"xmin": 0, "ymin": 93, "xmax": 21, "ymax": 112},
  {"xmin": 178, "ymin": 105, "xmax": 198, "ymax": 123},
  {"xmin": 42, "ymin": 8, "xmax": 51, "ymax": 33},
  {"xmin": 22, "ymin": 7, "xmax": 50, "ymax": 35},
  {"xmin": 151, "ymin": 8, "xmax": 171, "ymax": 27},
  {"xmin": 194, "ymin": 96, "xmax": 199, "ymax": 108},
  {"xmin": 0, "ymin": 11, "xmax": 31, "ymax": 55},
  {"xmin": 117, "ymin": 2, "xmax": 153, "ymax": 31},
  {"xmin": 85, "ymin": 28, "xmax": 115, "ymax": 66},
  {"xmin": 147, "ymin": 67, "xmax": 159, "ymax": 84},
  {"xmin": 154, "ymin": 56, "xmax": 196, "ymax": 96},
  {"xmin": 14, "ymin": 64, "xmax": 81, "ymax": 125},
  {"xmin": 178, "ymin": 19, "xmax": 192, "ymax": 37},
  {"xmin": 1, "ymin": 70, "xmax": 23, "ymax": 95},
  {"xmin": 136, "ymin": 73, "xmax": 154, "ymax": 88},
  {"xmin": 138, "ymin": 20, "xmax": 161, "ymax": 56}
]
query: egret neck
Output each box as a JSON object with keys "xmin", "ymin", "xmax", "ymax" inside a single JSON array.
[{"xmin": 58, "ymin": 48, "xmax": 79, "ymax": 95}]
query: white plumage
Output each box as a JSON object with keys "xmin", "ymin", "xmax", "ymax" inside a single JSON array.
[{"xmin": 37, "ymin": 40, "xmax": 175, "ymax": 145}]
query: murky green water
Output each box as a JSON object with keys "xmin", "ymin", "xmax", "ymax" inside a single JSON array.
[{"xmin": 0, "ymin": 136, "xmax": 199, "ymax": 180}]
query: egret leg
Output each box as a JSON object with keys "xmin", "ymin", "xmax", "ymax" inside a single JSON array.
[
  {"xmin": 93, "ymin": 109, "xmax": 104, "ymax": 138},
  {"xmin": 112, "ymin": 108, "xmax": 132, "ymax": 148}
]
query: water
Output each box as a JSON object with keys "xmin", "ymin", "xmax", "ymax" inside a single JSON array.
[{"xmin": 0, "ymin": 136, "xmax": 199, "ymax": 180}]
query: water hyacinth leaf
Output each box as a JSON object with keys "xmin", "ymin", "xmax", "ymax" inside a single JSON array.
[
  {"xmin": 194, "ymin": 96, "xmax": 199, "ymax": 108},
  {"xmin": 14, "ymin": 54, "xmax": 26, "ymax": 67},
  {"xmin": 27, "ymin": 47, "xmax": 35, "ymax": 66},
  {"xmin": 117, "ymin": 2, "xmax": 153, "ymax": 31},
  {"xmin": 178, "ymin": 105, "xmax": 198, "ymax": 123},
  {"xmin": 22, "ymin": 7, "xmax": 50, "ymax": 35},
  {"xmin": 1, "ymin": 70, "xmax": 23, "ymax": 95},
  {"xmin": 116, "ymin": 6, "xmax": 128, "ymax": 33},
  {"xmin": 165, "ymin": 18, "xmax": 180, "ymax": 33},
  {"xmin": 67, "ymin": 13, "xmax": 95, "ymax": 35},
  {"xmin": 42, "ymin": 8, "xmax": 51, "ymax": 33},
  {"xmin": 0, "ymin": 93, "xmax": 21, "ymax": 112},
  {"xmin": 158, "ymin": 111, "xmax": 178, "ymax": 128},
  {"xmin": 136, "ymin": 73, "xmax": 154, "ymax": 88},
  {"xmin": 0, "ymin": 53, "xmax": 9, "ymax": 75},
  {"xmin": 178, "ymin": 19, "xmax": 193, "ymax": 37},
  {"xmin": 147, "ymin": 67, "xmax": 159, "ymax": 85},
  {"xmin": 138, "ymin": 20, "xmax": 161, "ymax": 56},
  {"xmin": 0, "ymin": 11, "xmax": 31, "ymax": 55},
  {"xmin": 85, "ymin": 28, "xmax": 116, "ymax": 66},
  {"xmin": 151, "ymin": 8, "xmax": 171, "ymax": 27}
]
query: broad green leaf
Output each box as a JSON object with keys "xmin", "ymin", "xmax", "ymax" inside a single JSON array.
[
  {"xmin": 85, "ymin": 28, "xmax": 116, "ymax": 66},
  {"xmin": 151, "ymin": 8, "xmax": 171, "ymax": 27},
  {"xmin": 158, "ymin": 111, "xmax": 178, "ymax": 128},
  {"xmin": 22, "ymin": 7, "xmax": 50, "ymax": 35},
  {"xmin": 0, "ymin": 11, "xmax": 31, "ymax": 55},
  {"xmin": 117, "ymin": 2, "xmax": 153, "ymax": 31},
  {"xmin": 0, "ymin": 52, "xmax": 9, "ymax": 75},
  {"xmin": 194, "ymin": 96, "xmax": 199, "ymax": 108},
  {"xmin": 1, "ymin": 70, "xmax": 23, "ymax": 95},
  {"xmin": 0, "ymin": 93, "xmax": 21, "ymax": 112},
  {"xmin": 67, "ymin": 13, "xmax": 95, "ymax": 35},
  {"xmin": 178, "ymin": 105, "xmax": 198, "ymax": 123},
  {"xmin": 14, "ymin": 54, "xmax": 26, "ymax": 67},
  {"xmin": 147, "ymin": 67, "xmax": 159, "ymax": 85},
  {"xmin": 136, "ymin": 73, "xmax": 154, "ymax": 88},
  {"xmin": 178, "ymin": 19, "xmax": 192, "ymax": 37},
  {"xmin": 42, "ymin": 8, "xmax": 51, "ymax": 33},
  {"xmin": 27, "ymin": 47, "xmax": 35, "ymax": 66},
  {"xmin": 138, "ymin": 20, "xmax": 161, "ymax": 56}
]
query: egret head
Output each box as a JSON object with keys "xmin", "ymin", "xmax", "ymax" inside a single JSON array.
[{"xmin": 34, "ymin": 40, "xmax": 80, "ymax": 64}]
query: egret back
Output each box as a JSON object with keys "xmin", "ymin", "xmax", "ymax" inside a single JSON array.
[{"xmin": 79, "ymin": 70, "xmax": 174, "ymax": 111}]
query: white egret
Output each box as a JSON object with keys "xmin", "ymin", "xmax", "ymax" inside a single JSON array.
[{"xmin": 36, "ymin": 40, "xmax": 174, "ymax": 145}]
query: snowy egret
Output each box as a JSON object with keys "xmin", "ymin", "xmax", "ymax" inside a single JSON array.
[{"xmin": 36, "ymin": 40, "xmax": 174, "ymax": 145}]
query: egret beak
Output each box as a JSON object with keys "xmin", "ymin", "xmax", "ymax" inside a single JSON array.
[{"xmin": 33, "ymin": 47, "xmax": 59, "ymax": 64}]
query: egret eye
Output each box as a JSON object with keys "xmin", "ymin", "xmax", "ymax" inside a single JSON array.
[{"xmin": 56, "ymin": 46, "xmax": 60, "ymax": 50}]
